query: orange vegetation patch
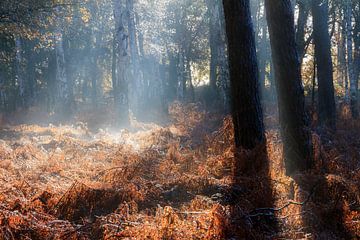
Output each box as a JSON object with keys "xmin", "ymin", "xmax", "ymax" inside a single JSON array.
[{"xmin": 0, "ymin": 102, "xmax": 358, "ymax": 239}]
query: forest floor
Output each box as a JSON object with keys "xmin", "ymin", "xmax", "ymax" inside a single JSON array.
[{"xmin": 0, "ymin": 102, "xmax": 358, "ymax": 239}]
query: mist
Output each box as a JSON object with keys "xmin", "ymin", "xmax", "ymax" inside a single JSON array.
[{"xmin": 0, "ymin": 0, "xmax": 359, "ymax": 239}]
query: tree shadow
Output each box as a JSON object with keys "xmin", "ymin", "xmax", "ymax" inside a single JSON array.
[
  {"xmin": 294, "ymin": 173, "xmax": 356, "ymax": 239},
  {"xmin": 294, "ymin": 130, "xmax": 359, "ymax": 239},
  {"xmin": 224, "ymin": 144, "xmax": 280, "ymax": 239}
]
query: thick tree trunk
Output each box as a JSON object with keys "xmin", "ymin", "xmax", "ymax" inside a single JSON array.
[
  {"xmin": 265, "ymin": 0, "xmax": 313, "ymax": 175},
  {"xmin": 312, "ymin": 0, "xmax": 336, "ymax": 129},
  {"xmin": 222, "ymin": 0, "xmax": 265, "ymax": 154},
  {"xmin": 113, "ymin": 0, "xmax": 130, "ymax": 126},
  {"xmin": 217, "ymin": 1, "xmax": 230, "ymax": 109}
]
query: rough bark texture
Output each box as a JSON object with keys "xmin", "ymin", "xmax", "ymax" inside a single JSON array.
[
  {"xmin": 222, "ymin": 0, "xmax": 265, "ymax": 153},
  {"xmin": 312, "ymin": 0, "xmax": 336, "ymax": 129},
  {"xmin": 265, "ymin": 0, "xmax": 313, "ymax": 175}
]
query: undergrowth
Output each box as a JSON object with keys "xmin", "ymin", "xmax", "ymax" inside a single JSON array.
[{"xmin": 0, "ymin": 102, "xmax": 358, "ymax": 239}]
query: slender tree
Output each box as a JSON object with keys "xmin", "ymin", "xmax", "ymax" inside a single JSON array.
[
  {"xmin": 345, "ymin": 0, "xmax": 358, "ymax": 118},
  {"xmin": 207, "ymin": 0, "xmax": 221, "ymax": 92},
  {"xmin": 265, "ymin": 0, "xmax": 312, "ymax": 175},
  {"xmin": 54, "ymin": 7, "xmax": 73, "ymax": 116},
  {"xmin": 15, "ymin": 36, "xmax": 25, "ymax": 108},
  {"xmin": 113, "ymin": 0, "xmax": 130, "ymax": 126},
  {"xmin": 354, "ymin": 2, "xmax": 360, "ymax": 108},
  {"xmin": 127, "ymin": 0, "xmax": 142, "ymax": 113},
  {"xmin": 222, "ymin": 0, "xmax": 265, "ymax": 154},
  {"xmin": 295, "ymin": 0, "xmax": 311, "ymax": 65},
  {"xmin": 312, "ymin": 0, "xmax": 336, "ymax": 128}
]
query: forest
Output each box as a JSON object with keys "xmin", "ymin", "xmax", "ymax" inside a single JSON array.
[{"xmin": 0, "ymin": 0, "xmax": 359, "ymax": 239}]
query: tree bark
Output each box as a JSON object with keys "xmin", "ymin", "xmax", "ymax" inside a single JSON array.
[
  {"xmin": 265, "ymin": 0, "xmax": 313, "ymax": 175},
  {"xmin": 311, "ymin": 0, "xmax": 336, "ymax": 129},
  {"xmin": 222, "ymin": 0, "xmax": 265, "ymax": 153}
]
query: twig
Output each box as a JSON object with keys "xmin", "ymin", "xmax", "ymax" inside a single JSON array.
[
  {"xmin": 247, "ymin": 181, "xmax": 320, "ymax": 218},
  {"xmin": 178, "ymin": 211, "xmax": 210, "ymax": 215}
]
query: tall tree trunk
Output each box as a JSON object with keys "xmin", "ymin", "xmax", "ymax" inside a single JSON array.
[
  {"xmin": 258, "ymin": 4, "xmax": 268, "ymax": 97},
  {"xmin": 222, "ymin": 0, "xmax": 265, "ymax": 158},
  {"xmin": 112, "ymin": 37, "xmax": 117, "ymax": 94},
  {"xmin": 295, "ymin": 0, "xmax": 310, "ymax": 65},
  {"xmin": 15, "ymin": 37, "xmax": 25, "ymax": 108},
  {"xmin": 113, "ymin": 0, "xmax": 130, "ymax": 126},
  {"xmin": 127, "ymin": 0, "xmax": 142, "ymax": 113},
  {"xmin": 207, "ymin": 0, "xmax": 221, "ymax": 92},
  {"xmin": 312, "ymin": 0, "xmax": 336, "ymax": 129},
  {"xmin": 341, "ymin": 10, "xmax": 350, "ymax": 100},
  {"xmin": 345, "ymin": 0, "xmax": 358, "ymax": 118},
  {"xmin": 177, "ymin": 49, "xmax": 186, "ymax": 101},
  {"xmin": 185, "ymin": 57, "xmax": 195, "ymax": 102},
  {"xmin": 265, "ymin": 0, "xmax": 313, "ymax": 175},
  {"xmin": 54, "ymin": 27, "xmax": 71, "ymax": 115},
  {"xmin": 25, "ymin": 40, "xmax": 36, "ymax": 107},
  {"xmin": 337, "ymin": 14, "xmax": 346, "ymax": 89},
  {"xmin": 354, "ymin": 8, "xmax": 360, "ymax": 112}
]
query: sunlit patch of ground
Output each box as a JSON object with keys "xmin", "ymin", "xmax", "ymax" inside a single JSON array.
[{"xmin": 0, "ymin": 103, "xmax": 358, "ymax": 239}]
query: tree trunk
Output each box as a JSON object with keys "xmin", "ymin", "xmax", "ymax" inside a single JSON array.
[
  {"xmin": 54, "ymin": 25, "xmax": 71, "ymax": 116},
  {"xmin": 311, "ymin": 0, "xmax": 336, "ymax": 129},
  {"xmin": 340, "ymin": 10, "xmax": 349, "ymax": 100},
  {"xmin": 185, "ymin": 57, "xmax": 195, "ymax": 102},
  {"xmin": 258, "ymin": 6, "xmax": 268, "ymax": 98},
  {"xmin": 15, "ymin": 37, "xmax": 25, "ymax": 108},
  {"xmin": 354, "ymin": 8, "xmax": 360, "ymax": 114},
  {"xmin": 207, "ymin": 0, "xmax": 221, "ymax": 92},
  {"xmin": 127, "ymin": 0, "xmax": 142, "ymax": 113},
  {"xmin": 177, "ymin": 49, "xmax": 186, "ymax": 101},
  {"xmin": 345, "ymin": 0, "xmax": 358, "ymax": 118},
  {"xmin": 265, "ymin": 0, "xmax": 313, "ymax": 175},
  {"xmin": 25, "ymin": 40, "xmax": 36, "ymax": 107},
  {"xmin": 113, "ymin": 0, "xmax": 130, "ymax": 126},
  {"xmin": 295, "ymin": 0, "xmax": 310, "ymax": 65},
  {"xmin": 222, "ymin": 0, "xmax": 265, "ymax": 155}
]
